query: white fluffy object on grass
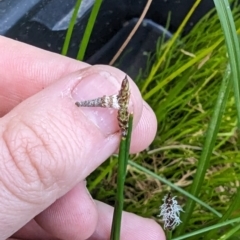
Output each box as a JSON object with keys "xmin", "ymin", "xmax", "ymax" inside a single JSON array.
[{"xmin": 158, "ymin": 193, "xmax": 184, "ymax": 231}]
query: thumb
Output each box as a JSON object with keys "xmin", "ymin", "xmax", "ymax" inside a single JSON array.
[{"xmin": 0, "ymin": 65, "xmax": 143, "ymax": 238}]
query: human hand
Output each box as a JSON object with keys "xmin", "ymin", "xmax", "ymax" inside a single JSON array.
[{"xmin": 0, "ymin": 36, "xmax": 165, "ymax": 240}]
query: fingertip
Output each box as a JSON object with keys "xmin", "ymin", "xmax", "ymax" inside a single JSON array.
[
  {"xmin": 130, "ymin": 101, "xmax": 157, "ymax": 153},
  {"xmin": 143, "ymin": 218, "xmax": 166, "ymax": 240},
  {"xmin": 121, "ymin": 211, "xmax": 166, "ymax": 240},
  {"xmin": 89, "ymin": 201, "xmax": 166, "ymax": 240}
]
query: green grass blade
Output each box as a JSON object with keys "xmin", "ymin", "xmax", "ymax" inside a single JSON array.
[
  {"xmin": 141, "ymin": 0, "xmax": 202, "ymax": 94},
  {"xmin": 128, "ymin": 160, "xmax": 222, "ymax": 218},
  {"xmin": 124, "ymin": 114, "xmax": 133, "ymax": 174},
  {"xmin": 175, "ymin": 65, "xmax": 231, "ymax": 235},
  {"xmin": 110, "ymin": 115, "xmax": 133, "ymax": 240},
  {"xmin": 213, "ymin": 0, "xmax": 240, "ymax": 128},
  {"xmin": 172, "ymin": 217, "xmax": 240, "ymax": 240},
  {"xmin": 218, "ymin": 224, "xmax": 240, "ymax": 240},
  {"xmin": 77, "ymin": 0, "xmax": 103, "ymax": 61},
  {"xmin": 61, "ymin": 0, "xmax": 83, "ymax": 56}
]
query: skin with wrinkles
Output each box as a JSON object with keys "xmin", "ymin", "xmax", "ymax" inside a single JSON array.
[{"xmin": 0, "ymin": 36, "xmax": 165, "ymax": 240}]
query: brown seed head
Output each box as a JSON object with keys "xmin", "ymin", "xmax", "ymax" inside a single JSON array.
[{"xmin": 117, "ymin": 76, "xmax": 130, "ymax": 137}]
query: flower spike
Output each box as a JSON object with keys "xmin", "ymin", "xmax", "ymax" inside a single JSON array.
[{"xmin": 117, "ymin": 76, "xmax": 130, "ymax": 137}]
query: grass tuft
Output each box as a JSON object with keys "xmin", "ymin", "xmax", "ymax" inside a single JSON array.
[{"xmin": 88, "ymin": 2, "xmax": 240, "ymax": 239}]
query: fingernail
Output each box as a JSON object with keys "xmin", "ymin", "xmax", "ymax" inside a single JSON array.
[{"xmin": 72, "ymin": 72, "xmax": 121, "ymax": 136}]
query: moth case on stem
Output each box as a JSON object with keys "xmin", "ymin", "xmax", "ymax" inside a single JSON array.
[{"xmin": 75, "ymin": 75, "xmax": 130, "ymax": 137}]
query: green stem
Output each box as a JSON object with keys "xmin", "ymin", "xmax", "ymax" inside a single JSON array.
[
  {"xmin": 166, "ymin": 231, "xmax": 173, "ymax": 240},
  {"xmin": 175, "ymin": 65, "xmax": 231, "ymax": 235},
  {"xmin": 110, "ymin": 138, "xmax": 126, "ymax": 240},
  {"xmin": 110, "ymin": 115, "xmax": 133, "ymax": 240},
  {"xmin": 61, "ymin": 0, "xmax": 82, "ymax": 56},
  {"xmin": 77, "ymin": 0, "xmax": 103, "ymax": 61},
  {"xmin": 213, "ymin": 0, "xmax": 240, "ymax": 129}
]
